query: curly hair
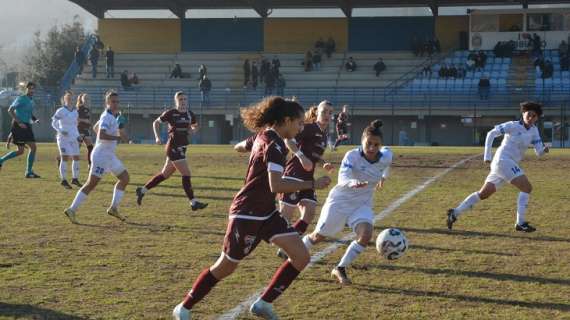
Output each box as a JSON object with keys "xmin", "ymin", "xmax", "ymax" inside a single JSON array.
[
  {"xmin": 520, "ymin": 101, "xmax": 543, "ymax": 117},
  {"xmin": 241, "ymin": 96, "xmax": 304, "ymax": 132}
]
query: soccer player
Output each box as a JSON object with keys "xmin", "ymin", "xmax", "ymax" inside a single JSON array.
[
  {"xmin": 447, "ymin": 101, "xmax": 549, "ymax": 233},
  {"xmin": 63, "ymin": 91, "xmax": 129, "ymax": 224},
  {"xmin": 172, "ymin": 97, "xmax": 331, "ymax": 320},
  {"xmin": 332, "ymin": 104, "xmax": 350, "ymax": 150},
  {"xmin": 135, "ymin": 91, "xmax": 208, "ymax": 211},
  {"xmin": 0, "ymin": 82, "xmax": 41, "ymax": 177},
  {"xmin": 51, "ymin": 90, "xmax": 82, "ymax": 189},
  {"xmin": 77, "ymin": 93, "xmax": 95, "ymax": 167},
  {"xmin": 303, "ymin": 120, "xmax": 393, "ymax": 285}
]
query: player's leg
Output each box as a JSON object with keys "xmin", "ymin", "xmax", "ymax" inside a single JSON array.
[
  {"xmin": 278, "ymin": 196, "xmax": 298, "ymax": 223},
  {"xmin": 136, "ymin": 158, "xmax": 174, "ymax": 205},
  {"xmin": 304, "ymin": 201, "xmax": 346, "ymax": 251},
  {"xmin": 294, "ymin": 198, "xmax": 317, "ymax": 235},
  {"xmin": 64, "ymin": 172, "xmax": 102, "ymax": 223},
  {"xmin": 83, "ymin": 136, "xmax": 94, "ymax": 167},
  {"xmin": 25, "ymin": 142, "xmax": 39, "ymax": 178},
  {"xmin": 447, "ymin": 174, "xmax": 499, "ymax": 230},
  {"xmin": 59, "ymin": 154, "xmax": 72, "ymax": 188},
  {"xmin": 0, "ymin": 143, "xmax": 24, "ymax": 169},
  {"xmin": 172, "ymin": 159, "xmax": 208, "ymax": 211},
  {"xmin": 510, "ymin": 174, "xmax": 535, "ymax": 232},
  {"xmin": 107, "ymin": 169, "xmax": 129, "ymax": 221},
  {"xmin": 71, "ymin": 155, "xmax": 82, "ymax": 186}
]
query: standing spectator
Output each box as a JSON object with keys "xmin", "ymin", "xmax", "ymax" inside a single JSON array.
[
  {"xmin": 260, "ymin": 57, "xmax": 270, "ymax": 84},
  {"xmin": 88, "ymin": 46, "xmax": 99, "ymax": 79},
  {"xmin": 130, "ymin": 72, "xmax": 140, "ymax": 86},
  {"xmin": 559, "ymin": 40, "xmax": 569, "ymax": 57},
  {"xmin": 74, "ymin": 46, "xmax": 85, "ymax": 75},
  {"xmin": 561, "ymin": 53, "xmax": 570, "ymax": 71},
  {"xmin": 345, "ymin": 57, "xmax": 357, "ymax": 72},
  {"xmin": 243, "ymin": 59, "xmax": 250, "ymax": 88},
  {"xmin": 312, "ymin": 50, "xmax": 322, "ymax": 71},
  {"xmin": 373, "ymin": 58, "xmax": 386, "ymax": 77},
  {"xmin": 478, "ymin": 75, "xmax": 491, "ymax": 100},
  {"xmin": 439, "ymin": 64, "xmax": 448, "ymax": 78},
  {"xmin": 449, "ymin": 64, "xmax": 458, "ymax": 78},
  {"xmin": 411, "ymin": 35, "xmax": 420, "ymax": 56},
  {"xmin": 456, "ymin": 65, "xmax": 466, "ymax": 79},
  {"xmin": 251, "ymin": 61, "xmax": 259, "ymax": 90},
  {"xmin": 170, "ymin": 64, "xmax": 183, "ymax": 79},
  {"xmin": 276, "ymin": 73, "xmax": 286, "ymax": 96},
  {"xmin": 325, "ymin": 37, "xmax": 336, "ymax": 58},
  {"xmin": 433, "ymin": 37, "xmax": 441, "ymax": 53},
  {"xmin": 333, "ymin": 105, "xmax": 350, "ymax": 150},
  {"xmin": 315, "ymin": 37, "xmax": 325, "ymax": 50},
  {"xmin": 304, "ymin": 51, "xmax": 313, "ymax": 72},
  {"xmin": 542, "ymin": 60, "xmax": 554, "ymax": 79},
  {"xmin": 466, "ymin": 55, "xmax": 476, "ymax": 71},
  {"xmin": 272, "ymin": 56, "xmax": 281, "ymax": 75},
  {"xmin": 422, "ymin": 65, "xmax": 432, "ymax": 78},
  {"xmin": 198, "ymin": 64, "xmax": 207, "ymax": 80},
  {"xmin": 199, "ymin": 75, "xmax": 212, "ymax": 106},
  {"xmin": 120, "ymin": 70, "xmax": 131, "ymax": 90},
  {"xmin": 105, "ymin": 47, "xmax": 114, "ymax": 79},
  {"xmin": 264, "ymin": 71, "xmax": 275, "ymax": 96},
  {"xmin": 94, "ymin": 35, "xmax": 105, "ymax": 51},
  {"xmin": 424, "ymin": 38, "xmax": 433, "ymax": 57}
]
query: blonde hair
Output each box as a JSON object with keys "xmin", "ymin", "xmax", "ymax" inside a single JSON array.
[
  {"xmin": 76, "ymin": 93, "xmax": 86, "ymax": 108},
  {"xmin": 304, "ymin": 105, "xmax": 318, "ymax": 123}
]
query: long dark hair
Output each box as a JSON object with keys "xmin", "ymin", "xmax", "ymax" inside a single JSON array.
[
  {"xmin": 241, "ymin": 96, "xmax": 304, "ymax": 132},
  {"xmin": 520, "ymin": 101, "xmax": 543, "ymax": 117}
]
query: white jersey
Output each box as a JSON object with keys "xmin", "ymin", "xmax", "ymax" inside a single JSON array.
[
  {"xmin": 51, "ymin": 106, "xmax": 79, "ymax": 139},
  {"xmin": 484, "ymin": 120, "xmax": 546, "ymax": 164},
  {"xmin": 93, "ymin": 109, "xmax": 120, "ymax": 154},
  {"xmin": 325, "ymin": 147, "xmax": 392, "ymax": 209}
]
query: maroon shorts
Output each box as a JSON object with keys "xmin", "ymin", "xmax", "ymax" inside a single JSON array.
[
  {"xmin": 166, "ymin": 144, "xmax": 187, "ymax": 161},
  {"xmin": 223, "ymin": 211, "xmax": 297, "ymax": 262}
]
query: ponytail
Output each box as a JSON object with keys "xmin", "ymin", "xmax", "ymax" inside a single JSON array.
[{"xmin": 304, "ymin": 105, "xmax": 318, "ymax": 123}]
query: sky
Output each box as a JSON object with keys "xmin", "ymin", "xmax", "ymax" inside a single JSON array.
[{"xmin": 0, "ymin": 0, "xmax": 568, "ymax": 75}]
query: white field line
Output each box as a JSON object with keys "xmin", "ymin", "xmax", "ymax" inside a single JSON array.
[{"xmin": 217, "ymin": 154, "xmax": 480, "ymax": 320}]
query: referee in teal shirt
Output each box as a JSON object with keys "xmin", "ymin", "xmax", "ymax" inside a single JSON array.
[{"xmin": 0, "ymin": 82, "xmax": 41, "ymax": 178}]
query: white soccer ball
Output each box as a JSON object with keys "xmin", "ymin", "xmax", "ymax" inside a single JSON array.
[{"xmin": 376, "ymin": 228, "xmax": 408, "ymax": 260}]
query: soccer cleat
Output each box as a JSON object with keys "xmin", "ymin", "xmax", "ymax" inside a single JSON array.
[
  {"xmin": 276, "ymin": 248, "xmax": 289, "ymax": 261},
  {"xmin": 191, "ymin": 200, "xmax": 208, "ymax": 211},
  {"xmin": 331, "ymin": 266, "xmax": 352, "ymax": 285},
  {"xmin": 25, "ymin": 172, "xmax": 41, "ymax": 178},
  {"xmin": 107, "ymin": 207, "xmax": 127, "ymax": 221},
  {"xmin": 61, "ymin": 180, "xmax": 72, "ymax": 189},
  {"xmin": 515, "ymin": 222, "xmax": 536, "ymax": 233},
  {"xmin": 71, "ymin": 179, "xmax": 83, "ymax": 187},
  {"xmin": 172, "ymin": 303, "xmax": 191, "ymax": 320},
  {"xmin": 446, "ymin": 209, "xmax": 457, "ymax": 230},
  {"xmin": 136, "ymin": 187, "xmax": 145, "ymax": 206},
  {"xmin": 64, "ymin": 208, "xmax": 78, "ymax": 224},
  {"xmin": 250, "ymin": 298, "xmax": 279, "ymax": 320}
]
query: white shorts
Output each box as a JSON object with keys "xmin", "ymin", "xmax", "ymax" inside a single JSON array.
[
  {"xmin": 314, "ymin": 201, "xmax": 374, "ymax": 238},
  {"xmin": 485, "ymin": 159, "xmax": 524, "ymax": 189},
  {"xmin": 57, "ymin": 136, "xmax": 80, "ymax": 156},
  {"xmin": 90, "ymin": 151, "xmax": 125, "ymax": 178}
]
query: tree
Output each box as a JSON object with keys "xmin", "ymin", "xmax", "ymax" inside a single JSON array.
[{"xmin": 23, "ymin": 16, "xmax": 87, "ymax": 88}]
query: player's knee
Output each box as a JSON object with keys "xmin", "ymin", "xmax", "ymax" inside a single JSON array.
[
  {"xmin": 524, "ymin": 183, "xmax": 532, "ymax": 194},
  {"xmin": 358, "ymin": 232, "xmax": 372, "ymax": 246},
  {"xmin": 291, "ymin": 249, "xmax": 310, "ymax": 270}
]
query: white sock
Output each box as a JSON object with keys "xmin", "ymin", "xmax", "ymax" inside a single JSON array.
[
  {"xmin": 70, "ymin": 191, "xmax": 87, "ymax": 211},
  {"xmin": 111, "ymin": 187, "xmax": 125, "ymax": 209},
  {"xmin": 72, "ymin": 160, "xmax": 80, "ymax": 179},
  {"xmin": 302, "ymin": 235, "xmax": 314, "ymax": 251},
  {"xmin": 338, "ymin": 241, "xmax": 365, "ymax": 268},
  {"xmin": 141, "ymin": 186, "xmax": 148, "ymax": 194},
  {"xmin": 59, "ymin": 161, "xmax": 67, "ymax": 181},
  {"xmin": 517, "ymin": 192, "xmax": 530, "ymax": 225},
  {"xmin": 454, "ymin": 192, "xmax": 481, "ymax": 217},
  {"xmin": 191, "ymin": 199, "xmax": 197, "ymax": 206}
]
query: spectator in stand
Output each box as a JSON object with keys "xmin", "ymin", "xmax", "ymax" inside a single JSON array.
[
  {"xmin": 424, "ymin": 37, "xmax": 434, "ymax": 57},
  {"xmin": 373, "ymin": 58, "xmax": 386, "ymax": 77},
  {"xmin": 199, "ymin": 75, "xmax": 212, "ymax": 106},
  {"xmin": 198, "ymin": 64, "xmax": 207, "ymax": 80},
  {"xmin": 433, "ymin": 37, "xmax": 441, "ymax": 54},
  {"xmin": 260, "ymin": 57, "xmax": 270, "ymax": 84},
  {"xmin": 304, "ymin": 51, "xmax": 313, "ymax": 72},
  {"xmin": 130, "ymin": 72, "xmax": 140, "ymax": 86},
  {"xmin": 312, "ymin": 49, "xmax": 322, "ymax": 71},
  {"xmin": 466, "ymin": 57, "xmax": 475, "ymax": 71},
  {"xmin": 411, "ymin": 35, "xmax": 421, "ymax": 57},
  {"xmin": 439, "ymin": 64, "xmax": 448, "ymax": 78},
  {"xmin": 542, "ymin": 60, "xmax": 554, "ymax": 79},
  {"xmin": 449, "ymin": 64, "xmax": 458, "ymax": 79},
  {"xmin": 276, "ymin": 73, "xmax": 286, "ymax": 96},
  {"xmin": 120, "ymin": 70, "xmax": 131, "ymax": 90},
  {"xmin": 531, "ymin": 33, "xmax": 542, "ymax": 58},
  {"xmin": 325, "ymin": 37, "xmax": 336, "ymax": 58},
  {"xmin": 560, "ymin": 53, "xmax": 570, "ymax": 71},
  {"xmin": 264, "ymin": 71, "xmax": 275, "ymax": 96},
  {"xmin": 272, "ymin": 56, "xmax": 281, "ymax": 75},
  {"xmin": 476, "ymin": 51, "xmax": 487, "ymax": 71},
  {"xmin": 422, "ymin": 65, "xmax": 432, "ymax": 78},
  {"xmin": 456, "ymin": 64, "xmax": 466, "ymax": 79},
  {"xmin": 88, "ymin": 46, "xmax": 99, "ymax": 79},
  {"xmin": 559, "ymin": 40, "xmax": 569, "ymax": 57},
  {"xmin": 170, "ymin": 64, "xmax": 183, "ymax": 79},
  {"xmin": 345, "ymin": 57, "xmax": 357, "ymax": 72},
  {"xmin": 243, "ymin": 59, "xmax": 250, "ymax": 88},
  {"xmin": 315, "ymin": 37, "xmax": 325, "ymax": 51},
  {"xmin": 94, "ymin": 35, "xmax": 104, "ymax": 51},
  {"xmin": 478, "ymin": 75, "xmax": 491, "ymax": 100},
  {"xmin": 105, "ymin": 47, "xmax": 114, "ymax": 79},
  {"xmin": 74, "ymin": 46, "xmax": 85, "ymax": 75},
  {"xmin": 251, "ymin": 61, "xmax": 259, "ymax": 90}
]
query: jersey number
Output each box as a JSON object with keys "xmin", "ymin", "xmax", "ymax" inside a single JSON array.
[
  {"xmin": 511, "ymin": 166, "xmax": 521, "ymax": 175},
  {"xmin": 95, "ymin": 167, "xmax": 105, "ymax": 175}
]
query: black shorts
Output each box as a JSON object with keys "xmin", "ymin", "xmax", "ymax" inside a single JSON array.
[
  {"xmin": 166, "ymin": 144, "xmax": 187, "ymax": 161},
  {"xmin": 11, "ymin": 123, "xmax": 35, "ymax": 145},
  {"xmin": 223, "ymin": 211, "xmax": 297, "ymax": 262},
  {"xmin": 78, "ymin": 128, "xmax": 91, "ymax": 138},
  {"xmin": 280, "ymin": 177, "xmax": 317, "ymax": 206}
]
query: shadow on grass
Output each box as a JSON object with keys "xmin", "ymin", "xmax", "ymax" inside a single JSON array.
[
  {"xmin": 401, "ymin": 227, "xmax": 570, "ymax": 243},
  {"xmin": 410, "ymin": 244, "xmax": 517, "ymax": 257},
  {"xmin": 123, "ymin": 221, "xmax": 226, "ymax": 237},
  {"xmin": 0, "ymin": 302, "xmax": 87, "ymax": 319},
  {"xmin": 150, "ymin": 192, "xmax": 234, "ymax": 201},
  {"xmin": 351, "ymin": 283, "xmax": 570, "ymax": 312}
]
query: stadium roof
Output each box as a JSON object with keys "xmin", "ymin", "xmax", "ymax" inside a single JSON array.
[{"xmin": 70, "ymin": 0, "xmax": 570, "ymax": 18}]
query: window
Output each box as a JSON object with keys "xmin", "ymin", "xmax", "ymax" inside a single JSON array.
[{"xmin": 471, "ymin": 14, "xmax": 499, "ymax": 32}]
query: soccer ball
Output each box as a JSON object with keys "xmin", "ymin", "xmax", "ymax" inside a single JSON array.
[{"xmin": 376, "ymin": 228, "xmax": 408, "ymax": 260}]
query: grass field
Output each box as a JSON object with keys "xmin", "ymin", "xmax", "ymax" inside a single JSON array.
[{"xmin": 1, "ymin": 144, "xmax": 569, "ymax": 320}]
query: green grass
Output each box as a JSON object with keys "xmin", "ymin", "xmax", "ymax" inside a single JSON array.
[{"xmin": 0, "ymin": 144, "xmax": 569, "ymax": 320}]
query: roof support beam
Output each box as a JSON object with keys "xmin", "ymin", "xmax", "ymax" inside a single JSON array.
[
  {"xmin": 339, "ymin": 0, "xmax": 353, "ymax": 18},
  {"xmin": 250, "ymin": 0, "xmax": 272, "ymax": 18},
  {"xmin": 72, "ymin": 0, "xmax": 105, "ymax": 18},
  {"xmin": 429, "ymin": 2, "xmax": 439, "ymax": 17},
  {"xmin": 521, "ymin": 0, "xmax": 529, "ymax": 9},
  {"xmin": 166, "ymin": 0, "xmax": 186, "ymax": 18}
]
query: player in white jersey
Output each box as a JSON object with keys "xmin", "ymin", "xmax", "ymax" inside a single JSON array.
[
  {"xmin": 51, "ymin": 90, "xmax": 82, "ymax": 189},
  {"xmin": 302, "ymin": 120, "xmax": 392, "ymax": 285},
  {"xmin": 64, "ymin": 91, "xmax": 130, "ymax": 224},
  {"xmin": 447, "ymin": 102, "xmax": 549, "ymax": 233}
]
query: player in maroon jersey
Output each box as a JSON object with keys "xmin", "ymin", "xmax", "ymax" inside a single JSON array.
[
  {"xmin": 172, "ymin": 96, "xmax": 332, "ymax": 320},
  {"xmin": 333, "ymin": 104, "xmax": 350, "ymax": 150},
  {"xmin": 76, "ymin": 93, "xmax": 95, "ymax": 167},
  {"xmin": 136, "ymin": 91, "xmax": 208, "ymax": 211}
]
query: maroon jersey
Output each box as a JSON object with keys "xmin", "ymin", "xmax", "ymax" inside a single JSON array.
[
  {"xmin": 230, "ymin": 129, "xmax": 287, "ymax": 217},
  {"xmin": 283, "ymin": 122, "xmax": 328, "ymax": 181},
  {"xmin": 244, "ymin": 134, "xmax": 257, "ymax": 152},
  {"xmin": 336, "ymin": 111, "xmax": 348, "ymax": 134},
  {"xmin": 159, "ymin": 108, "xmax": 196, "ymax": 147},
  {"xmin": 77, "ymin": 106, "xmax": 91, "ymax": 132}
]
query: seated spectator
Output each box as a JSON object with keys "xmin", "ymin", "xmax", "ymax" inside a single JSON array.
[
  {"xmin": 478, "ymin": 75, "xmax": 491, "ymax": 100},
  {"xmin": 433, "ymin": 37, "xmax": 441, "ymax": 53},
  {"xmin": 466, "ymin": 57, "xmax": 476, "ymax": 71},
  {"xmin": 272, "ymin": 56, "xmax": 281, "ymax": 74},
  {"xmin": 170, "ymin": 64, "xmax": 183, "ymax": 79},
  {"xmin": 312, "ymin": 50, "xmax": 322, "ymax": 71},
  {"xmin": 373, "ymin": 58, "xmax": 386, "ymax": 77},
  {"xmin": 303, "ymin": 50, "xmax": 313, "ymax": 72},
  {"xmin": 560, "ymin": 54, "xmax": 569, "ymax": 71},
  {"xmin": 120, "ymin": 70, "xmax": 131, "ymax": 90},
  {"xmin": 449, "ymin": 65, "xmax": 458, "ymax": 78},
  {"xmin": 559, "ymin": 40, "xmax": 569, "ymax": 57},
  {"xmin": 129, "ymin": 72, "xmax": 139, "ymax": 86},
  {"xmin": 345, "ymin": 57, "xmax": 357, "ymax": 72},
  {"xmin": 542, "ymin": 60, "xmax": 554, "ymax": 79},
  {"xmin": 456, "ymin": 65, "xmax": 466, "ymax": 79},
  {"xmin": 325, "ymin": 37, "xmax": 336, "ymax": 58},
  {"xmin": 315, "ymin": 37, "xmax": 325, "ymax": 50},
  {"xmin": 422, "ymin": 65, "xmax": 432, "ymax": 77},
  {"xmin": 438, "ymin": 64, "xmax": 448, "ymax": 78}
]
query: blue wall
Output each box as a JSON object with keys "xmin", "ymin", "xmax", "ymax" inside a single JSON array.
[
  {"xmin": 181, "ymin": 18, "xmax": 264, "ymax": 51},
  {"xmin": 349, "ymin": 17, "xmax": 435, "ymax": 51}
]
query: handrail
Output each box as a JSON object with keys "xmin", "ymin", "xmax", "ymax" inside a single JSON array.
[{"xmin": 59, "ymin": 34, "xmax": 97, "ymax": 97}]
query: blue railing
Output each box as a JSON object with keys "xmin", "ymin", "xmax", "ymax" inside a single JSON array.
[{"xmin": 59, "ymin": 34, "xmax": 98, "ymax": 96}]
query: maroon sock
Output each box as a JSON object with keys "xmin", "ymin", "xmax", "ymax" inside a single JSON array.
[
  {"xmin": 260, "ymin": 261, "xmax": 301, "ymax": 303},
  {"xmin": 293, "ymin": 220, "xmax": 308, "ymax": 235},
  {"xmin": 182, "ymin": 268, "xmax": 219, "ymax": 309},
  {"xmin": 144, "ymin": 173, "xmax": 166, "ymax": 190},
  {"xmin": 87, "ymin": 145, "xmax": 94, "ymax": 165},
  {"xmin": 182, "ymin": 175, "xmax": 194, "ymax": 200}
]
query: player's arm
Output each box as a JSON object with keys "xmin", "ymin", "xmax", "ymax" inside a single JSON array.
[
  {"xmin": 532, "ymin": 130, "xmax": 549, "ymax": 156},
  {"xmin": 284, "ymin": 138, "xmax": 313, "ymax": 171},
  {"xmin": 484, "ymin": 126, "xmax": 503, "ymax": 163},
  {"xmin": 189, "ymin": 122, "xmax": 199, "ymax": 133},
  {"xmin": 31, "ymin": 114, "xmax": 39, "ymax": 124},
  {"xmin": 7, "ymin": 104, "xmax": 26, "ymax": 128},
  {"xmin": 152, "ymin": 117, "xmax": 162, "ymax": 144},
  {"xmin": 51, "ymin": 112, "xmax": 67, "ymax": 135},
  {"xmin": 97, "ymin": 119, "xmax": 121, "ymax": 141},
  {"xmin": 234, "ymin": 140, "xmax": 250, "ymax": 153},
  {"xmin": 268, "ymin": 170, "xmax": 330, "ymax": 193},
  {"xmin": 338, "ymin": 152, "xmax": 368, "ymax": 188},
  {"xmin": 118, "ymin": 128, "xmax": 129, "ymax": 143}
]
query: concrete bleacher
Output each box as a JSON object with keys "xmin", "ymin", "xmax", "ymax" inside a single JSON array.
[{"xmin": 533, "ymin": 50, "xmax": 570, "ymax": 93}]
